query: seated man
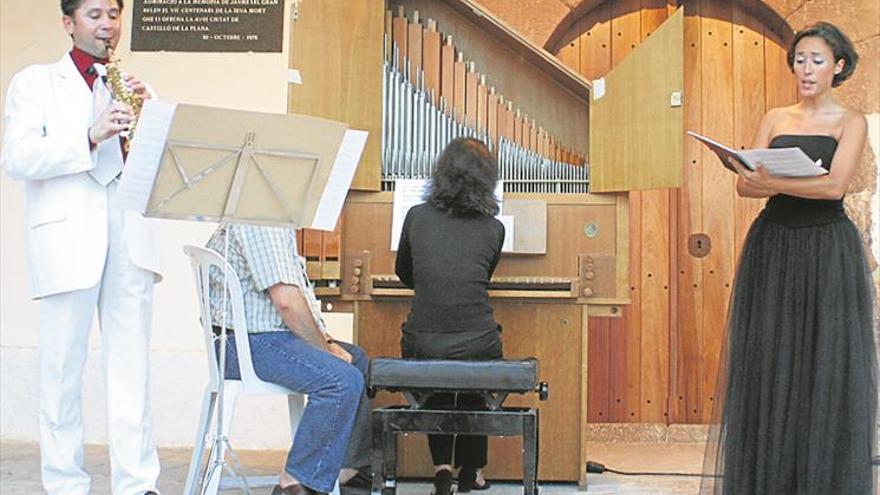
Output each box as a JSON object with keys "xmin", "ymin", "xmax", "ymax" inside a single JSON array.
[{"xmin": 207, "ymin": 224, "xmax": 370, "ymax": 495}]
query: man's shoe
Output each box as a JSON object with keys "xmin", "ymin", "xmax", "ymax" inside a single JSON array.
[
  {"xmin": 271, "ymin": 483, "xmax": 323, "ymax": 495},
  {"xmin": 433, "ymin": 468, "xmax": 454, "ymax": 495}
]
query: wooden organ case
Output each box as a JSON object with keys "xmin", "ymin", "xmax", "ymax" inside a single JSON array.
[{"xmin": 288, "ymin": 0, "xmax": 684, "ymax": 484}]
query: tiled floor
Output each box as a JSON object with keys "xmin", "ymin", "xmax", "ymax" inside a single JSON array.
[{"xmin": 1, "ymin": 441, "xmax": 706, "ymax": 494}]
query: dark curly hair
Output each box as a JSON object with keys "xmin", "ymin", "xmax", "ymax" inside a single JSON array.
[
  {"xmin": 425, "ymin": 137, "xmax": 499, "ymax": 217},
  {"xmin": 787, "ymin": 21, "xmax": 858, "ymax": 88},
  {"xmin": 62, "ymin": 0, "xmax": 123, "ymax": 16}
]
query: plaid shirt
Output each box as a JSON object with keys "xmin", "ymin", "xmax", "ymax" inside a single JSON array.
[{"xmin": 206, "ymin": 224, "xmax": 326, "ymax": 335}]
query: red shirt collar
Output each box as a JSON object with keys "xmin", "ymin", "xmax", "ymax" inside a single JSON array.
[{"xmin": 69, "ymin": 46, "xmax": 109, "ymax": 89}]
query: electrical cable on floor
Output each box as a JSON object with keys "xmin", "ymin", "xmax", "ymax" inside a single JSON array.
[
  {"xmin": 586, "ymin": 461, "xmax": 721, "ymax": 478},
  {"xmin": 589, "ymin": 455, "xmax": 880, "ymax": 479}
]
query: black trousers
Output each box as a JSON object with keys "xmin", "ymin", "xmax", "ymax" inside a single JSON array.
[
  {"xmin": 400, "ymin": 325, "xmax": 503, "ymax": 468},
  {"xmin": 424, "ymin": 392, "xmax": 489, "ymax": 467}
]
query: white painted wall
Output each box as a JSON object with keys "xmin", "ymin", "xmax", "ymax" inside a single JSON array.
[{"xmin": 0, "ymin": 0, "xmax": 353, "ymax": 449}]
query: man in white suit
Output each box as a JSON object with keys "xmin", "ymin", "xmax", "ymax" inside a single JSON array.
[{"xmin": 2, "ymin": 1, "xmax": 161, "ymax": 493}]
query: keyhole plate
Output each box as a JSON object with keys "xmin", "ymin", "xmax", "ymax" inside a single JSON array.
[{"xmin": 688, "ymin": 233, "xmax": 711, "ymax": 258}]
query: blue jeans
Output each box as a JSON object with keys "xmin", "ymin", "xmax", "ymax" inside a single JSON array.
[{"xmin": 220, "ymin": 331, "xmax": 369, "ymax": 492}]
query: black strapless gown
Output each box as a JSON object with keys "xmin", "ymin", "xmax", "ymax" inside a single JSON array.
[{"xmin": 701, "ymin": 135, "xmax": 878, "ymax": 494}]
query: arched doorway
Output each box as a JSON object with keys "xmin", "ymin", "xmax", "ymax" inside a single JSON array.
[{"xmin": 551, "ymin": 0, "xmax": 797, "ymax": 425}]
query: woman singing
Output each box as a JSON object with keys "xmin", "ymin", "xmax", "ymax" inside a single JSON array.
[{"xmin": 702, "ymin": 21, "xmax": 877, "ymax": 495}]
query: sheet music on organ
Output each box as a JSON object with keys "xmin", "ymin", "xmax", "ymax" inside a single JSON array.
[
  {"xmin": 390, "ymin": 179, "xmax": 510, "ymax": 252},
  {"xmin": 686, "ymin": 130, "xmax": 828, "ymax": 177}
]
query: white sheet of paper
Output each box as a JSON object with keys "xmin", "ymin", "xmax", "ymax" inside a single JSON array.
[
  {"xmin": 494, "ymin": 181, "xmax": 504, "ymax": 215},
  {"xmin": 311, "ymin": 129, "xmax": 369, "ymax": 230},
  {"xmin": 739, "ymin": 147, "xmax": 827, "ymax": 177},
  {"xmin": 390, "ymin": 179, "xmax": 506, "ymax": 250},
  {"xmin": 116, "ymin": 100, "xmax": 177, "ymax": 213},
  {"xmin": 497, "ymin": 215, "xmax": 515, "ymax": 252},
  {"xmin": 687, "ymin": 130, "xmax": 826, "ymax": 177},
  {"xmin": 390, "ymin": 179, "xmax": 429, "ymax": 251}
]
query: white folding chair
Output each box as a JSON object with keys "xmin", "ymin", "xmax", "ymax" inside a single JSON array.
[{"xmin": 182, "ymin": 245, "xmax": 339, "ymax": 495}]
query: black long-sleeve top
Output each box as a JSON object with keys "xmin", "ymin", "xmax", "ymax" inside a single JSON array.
[{"xmin": 395, "ymin": 203, "xmax": 505, "ymax": 335}]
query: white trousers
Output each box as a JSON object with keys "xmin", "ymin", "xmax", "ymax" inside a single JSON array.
[{"xmin": 38, "ymin": 183, "xmax": 160, "ymax": 495}]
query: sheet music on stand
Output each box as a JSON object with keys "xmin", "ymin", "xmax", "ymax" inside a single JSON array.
[
  {"xmin": 686, "ymin": 130, "xmax": 828, "ymax": 177},
  {"xmin": 118, "ymin": 100, "xmax": 368, "ymax": 230}
]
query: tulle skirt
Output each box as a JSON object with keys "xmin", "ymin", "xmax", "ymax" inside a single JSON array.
[{"xmin": 701, "ymin": 209, "xmax": 878, "ymax": 494}]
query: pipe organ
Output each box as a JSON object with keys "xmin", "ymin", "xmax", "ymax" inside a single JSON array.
[
  {"xmin": 287, "ymin": 0, "xmax": 684, "ymax": 484},
  {"xmin": 381, "ymin": 6, "xmax": 590, "ymax": 193}
]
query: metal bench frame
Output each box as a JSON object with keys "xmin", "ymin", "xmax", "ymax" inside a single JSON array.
[{"xmin": 370, "ymin": 383, "xmax": 547, "ymax": 495}]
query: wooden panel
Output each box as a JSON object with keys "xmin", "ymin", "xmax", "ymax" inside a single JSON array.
[
  {"xmin": 499, "ymin": 99, "xmax": 513, "ymax": 140},
  {"xmin": 453, "ymin": 55, "xmax": 466, "ymax": 122},
  {"xmin": 764, "ymin": 28, "xmax": 796, "ymax": 115},
  {"xmin": 608, "ymin": 0, "xmax": 642, "ymax": 422},
  {"xmin": 513, "ymin": 110, "xmax": 523, "ymax": 146},
  {"xmin": 321, "ymin": 221, "xmax": 342, "ymax": 279},
  {"xmin": 487, "ymin": 88, "xmax": 498, "ymax": 141},
  {"xmin": 523, "ymin": 119, "xmax": 531, "ymax": 151},
  {"xmin": 465, "ymin": 63, "xmax": 478, "ymax": 127},
  {"xmin": 637, "ymin": 0, "xmax": 671, "ymax": 424},
  {"xmin": 303, "ymin": 228, "xmax": 323, "ymax": 280},
  {"xmin": 699, "ymin": 0, "xmax": 734, "ymax": 423},
  {"xmin": 440, "ymin": 36, "xmax": 456, "ymax": 108},
  {"xmin": 589, "ymin": 8, "xmax": 684, "ymax": 192},
  {"xmin": 288, "ymin": 0, "xmax": 384, "ymax": 190},
  {"xmin": 672, "ymin": 0, "xmax": 705, "ymax": 424},
  {"xmin": 587, "ymin": 317, "xmax": 611, "ymax": 421},
  {"xmin": 476, "ymin": 76, "xmax": 488, "ymax": 132},
  {"xmin": 641, "ymin": 0, "xmax": 670, "ymax": 39},
  {"xmin": 579, "ymin": 3, "xmax": 614, "ymax": 417},
  {"xmin": 407, "ymin": 13, "xmax": 423, "ymax": 83},
  {"xmin": 392, "ymin": 9, "xmax": 408, "ymax": 68},
  {"xmin": 556, "ymin": 29, "xmax": 580, "ymax": 73},
  {"xmin": 732, "ymin": 4, "xmax": 766, "ymax": 253},
  {"xmin": 423, "ymin": 21, "xmax": 442, "ymax": 103},
  {"xmin": 577, "ymin": 2, "xmax": 612, "ymax": 83}
]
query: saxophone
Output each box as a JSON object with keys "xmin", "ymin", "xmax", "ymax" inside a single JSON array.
[{"xmin": 104, "ymin": 40, "xmax": 141, "ymax": 151}]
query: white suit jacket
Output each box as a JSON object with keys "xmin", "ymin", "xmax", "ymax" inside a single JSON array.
[{"xmin": 2, "ymin": 53, "xmax": 161, "ymax": 299}]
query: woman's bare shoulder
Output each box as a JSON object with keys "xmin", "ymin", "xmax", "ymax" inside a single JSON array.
[{"xmin": 839, "ymin": 107, "xmax": 867, "ymax": 139}]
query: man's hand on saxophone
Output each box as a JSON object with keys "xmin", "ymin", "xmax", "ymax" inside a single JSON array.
[
  {"xmin": 88, "ymin": 100, "xmax": 134, "ymax": 146},
  {"xmin": 122, "ymin": 73, "xmax": 151, "ymax": 102}
]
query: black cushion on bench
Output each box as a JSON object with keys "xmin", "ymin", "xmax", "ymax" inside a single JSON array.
[{"xmin": 368, "ymin": 357, "xmax": 538, "ymax": 393}]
